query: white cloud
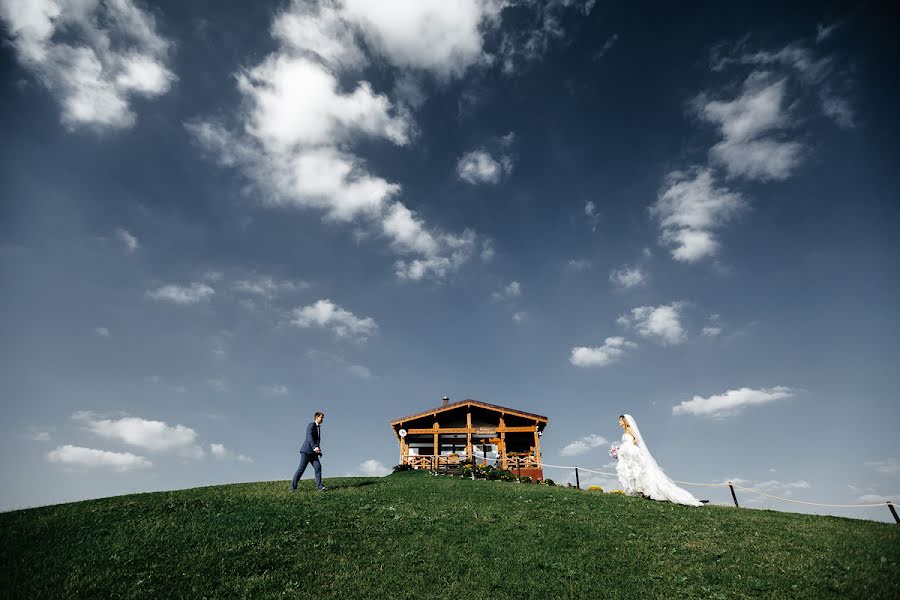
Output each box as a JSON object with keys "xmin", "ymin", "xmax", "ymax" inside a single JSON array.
[
  {"xmin": 512, "ymin": 311, "xmax": 527, "ymax": 324},
  {"xmin": 570, "ymin": 337, "xmax": 636, "ymax": 367},
  {"xmin": 672, "ymin": 386, "xmax": 794, "ymax": 418},
  {"xmin": 147, "ymin": 282, "xmax": 215, "ymax": 304},
  {"xmin": 0, "ymin": 0, "xmax": 175, "ymax": 129},
  {"xmin": 116, "ymin": 228, "xmax": 139, "ymax": 252},
  {"xmin": 618, "ymin": 303, "xmax": 686, "ymax": 346},
  {"xmin": 702, "ymin": 45, "xmax": 853, "ymax": 177},
  {"xmin": 188, "ymin": 1, "xmax": 489, "ymax": 282},
  {"xmin": 340, "ymin": 0, "xmax": 504, "ymax": 80},
  {"xmin": 290, "ymin": 299, "xmax": 377, "ymax": 340},
  {"xmin": 584, "ymin": 200, "xmax": 601, "ymax": 231},
  {"xmin": 497, "ymin": 0, "xmax": 596, "ymax": 74},
  {"xmin": 650, "ymin": 168, "xmax": 744, "ymax": 262},
  {"xmin": 210, "ymin": 443, "xmax": 253, "ymax": 463},
  {"xmin": 359, "ymin": 458, "xmax": 391, "ymax": 476},
  {"xmin": 456, "ymin": 149, "xmax": 512, "ymax": 184},
  {"xmin": 865, "ymin": 458, "xmax": 900, "ymax": 475},
  {"xmin": 233, "ymin": 275, "xmax": 307, "ymax": 299},
  {"xmin": 816, "ymin": 22, "xmax": 841, "ymax": 44},
  {"xmin": 702, "ymin": 326, "xmax": 722, "ymax": 337},
  {"xmin": 491, "ymin": 281, "xmax": 521, "ymax": 302},
  {"xmin": 560, "ymin": 433, "xmax": 608, "ymax": 456},
  {"xmin": 74, "ymin": 412, "xmax": 204, "ymax": 458},
  {"xmin": 609, "ymin": 266, "xmax": 645, "ymax": 288},
  {"xmin": 94, "ymin": 326, "xmax": 110, "ymax": 337},
  {"xmin": 46, "ymin": 444, "xmax": 152, "ymax": 471}
]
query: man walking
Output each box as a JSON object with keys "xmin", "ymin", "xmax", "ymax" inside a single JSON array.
[{"xmin": 290, "ymin": 411, "xmax": 326, "ymax": 492}]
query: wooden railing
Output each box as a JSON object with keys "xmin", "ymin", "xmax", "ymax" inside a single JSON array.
[{"xmin": 403, "ymin": 454, "xmax": 541, "ymax": 470}]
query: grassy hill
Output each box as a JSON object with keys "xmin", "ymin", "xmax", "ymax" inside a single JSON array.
[{"xmin": 1, "ymin": 471, "xmax": 897, "ymax": 599}]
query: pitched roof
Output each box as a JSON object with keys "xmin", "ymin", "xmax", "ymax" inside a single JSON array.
[{"xmin": 390, "ymin": 399, "xmax": 548, "ymax": 426}]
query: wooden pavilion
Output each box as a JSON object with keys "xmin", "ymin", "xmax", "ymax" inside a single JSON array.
[{"xmin": 390, "ymin": 397, "xmax": 548, "ymax": 480}]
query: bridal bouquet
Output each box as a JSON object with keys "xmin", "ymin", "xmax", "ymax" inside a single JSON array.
[{"xmin": 609, "ymin": 444, "xmax": 619, "ymax": 459}]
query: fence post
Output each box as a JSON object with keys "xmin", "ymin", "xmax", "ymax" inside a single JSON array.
[
  {"xmin": 888, "ymin": 502, "xmax": 899, "ymax": 524},
  {"xmin": 575, "ymin": 467, "xmax": 581, "ymax": 490},
  {"xmin": 728, "ymin": 481, "xmax": 739, "ymax": 508}
]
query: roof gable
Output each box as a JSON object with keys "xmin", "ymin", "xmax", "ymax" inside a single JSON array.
[{"xmin": 390, "ymin": 399, "xmax": 548, "ymax": 425}]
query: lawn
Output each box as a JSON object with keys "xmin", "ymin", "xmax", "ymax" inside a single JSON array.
[{"xmin": 1, "ymin": 471, "xmax": 897, "ymax": 598}]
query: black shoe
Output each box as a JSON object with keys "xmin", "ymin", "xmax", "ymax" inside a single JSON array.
[{"xmin": 317, "ymin": 486, "xmax": 327, "ymax": 492}]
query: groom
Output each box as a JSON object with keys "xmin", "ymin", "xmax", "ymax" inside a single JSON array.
[{"xmin": 290, "ymin": 411, "xmax": 326, "ymax": 492}]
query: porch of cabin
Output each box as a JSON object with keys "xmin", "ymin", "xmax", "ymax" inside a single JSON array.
[{"xmin": 391, "ymin": 400, "xmax": 546, "ymax": 480}]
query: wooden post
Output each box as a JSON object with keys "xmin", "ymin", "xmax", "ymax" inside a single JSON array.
[
  {"xmin": 466, "ymin": 411, "xmax": 472, "ymax": 462},
  {"xmin": 728, "ymin": 482, "xmax": 739, "ymax": 508},
  {"xmin": 888, "ymin": 502, "xmax": 899, "ymax": 524},
  {"xmin": 575, "ymin": 467, "xmax": 581, "ymax": 490},
  {"xmin": 433, "ymin": 421, "xmax": 439, "ymax": 470},
  {"xmin": 534, "ymin": 425, "xmax": 542, "ymax": 468},
  {"xmin": 499, "ymin": 416, "xmax": 507, "ymax": 470}
]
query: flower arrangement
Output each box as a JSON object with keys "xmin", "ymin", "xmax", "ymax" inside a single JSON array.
[
  {"xmin": 608, "ymin": 489, "xmax": 626, "ymax": 495},
  {"xmin": 609, "ymin": 444, "xmax": 619, "ymax": 459},
  {"xmin": 587, "ymin": 485, "xmax": 604, "ymax": 492}
]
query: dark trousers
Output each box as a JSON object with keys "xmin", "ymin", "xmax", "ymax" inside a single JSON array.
[{"xmin": 291, "ymin": 452, "xmax": 323, "ymax": 490}]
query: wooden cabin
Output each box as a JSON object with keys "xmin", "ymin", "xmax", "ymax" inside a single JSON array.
[{"xmin": 390, "ymin": 397, "xmax": 548, "ymax": 480}]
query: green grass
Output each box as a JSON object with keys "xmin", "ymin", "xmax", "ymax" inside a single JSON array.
[{"xmin": 1, "ymin": 471, "xmax": 898, "ymax": 599}]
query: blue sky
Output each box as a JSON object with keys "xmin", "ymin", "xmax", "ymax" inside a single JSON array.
[{"xmin": 1, "ymin": 0, "xmax": 898, "ymax": 521}]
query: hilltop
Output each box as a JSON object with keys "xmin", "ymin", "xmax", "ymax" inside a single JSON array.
[{"xmin": 1, "ymin": 471, "xmax": 897, "ymax": 598}]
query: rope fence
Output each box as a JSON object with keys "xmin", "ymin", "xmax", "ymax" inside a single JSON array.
[{"xmin": 536, "ymin": 462, "xmax": 899, "ymax": 523}]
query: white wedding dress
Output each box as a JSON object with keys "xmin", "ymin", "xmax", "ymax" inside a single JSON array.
[{"xmin": 616, "ymin": 415, "xmax": 702, "ymax": 507}]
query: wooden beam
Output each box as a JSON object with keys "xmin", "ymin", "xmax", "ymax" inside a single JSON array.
[
  {"xmin": 433, "ymin": 421, "xmax": 438, "ymax": 463},
  {"xmin": 404, "ymin": 426, "xmax": 536, "ymax": 435},
  {"xmin": 534, "ymin": 424, "xmax": 542, "ymax": 466}
]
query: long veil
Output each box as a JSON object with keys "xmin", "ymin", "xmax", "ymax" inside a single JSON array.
[
  {"xmin": 621, "ymin": 413, "xmax": 702, "ymax": 506},
  {"xmin": 623, "ymin": 414, "xmax": 647, "ymax": 453}
]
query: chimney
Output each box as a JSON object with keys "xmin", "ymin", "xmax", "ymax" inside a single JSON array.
[{"xmin": 442, "ymin": 396, "xmax": 449, "ymax": 407}]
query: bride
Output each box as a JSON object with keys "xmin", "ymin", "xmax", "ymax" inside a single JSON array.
[{"xmin": 615, "ymin": 414, "xmax": 702, "ymax": 507}]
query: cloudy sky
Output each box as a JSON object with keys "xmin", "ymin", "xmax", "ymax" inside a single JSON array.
[{"xmin": 1, "ymin": 0, "xmax": 898, "ymax": 521}]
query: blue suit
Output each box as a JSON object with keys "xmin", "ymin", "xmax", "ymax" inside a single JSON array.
[{"xmin": 291, "ymin": 422, "xmax": 323, "ymax": 490}]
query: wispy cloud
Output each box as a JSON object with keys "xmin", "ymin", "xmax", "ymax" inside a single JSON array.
[
  {"xmin": 116, "ymin": 228, "xmax": 139, "ymax": 252},
  {"xmin": 865, "ymin": 458, "xmax": 900, "ymax": 475},
  {"xmin": 457, "ymin": 149, "xmax": 513, "ymax": 184},
  {"xmin": 93, "ymin": 326, "xmax": 110, "ymax": 337},
  {"xmin": 570, "ymin": 337, "xmax": 636, "ymax": 368},
  {"xmin": 609, "ymin": 266, "xmax": 645, "ymax": 288},
  {"xmin": 560, "ymin": 433, "xmax": 608, "ymax": 456},
  {"xmin": 0, "ymin": 0, "xmax": 175, "ymax": 129},
  {"xmin": 650, "ymin": 169, "xmax": 744, "ymax": 262},
  {"xmin": 233, "ymin": 275, "xmax": 307, "ymax": 299},
  {"xmin": 584, "ymin": 200, "xmax": 601, "ymax": 231},
  {"xmin": 210, "ymin": 443, "xmax": 253, "ymax": 463},
  {"xmin": 491, "ymin": 281, "xmax": 521, "ymax": 302},
  {"xmin": 46, "ymin": 445, "xmax": 152, "ymax": 471},
  {"xmin": 147, "ymin": 282, "xmax": 215, "ymax": 304},
  {"xmin": 290, "ymin": 299, "xmax": 377, "ymax": 340},
  {"xmin": 618, "ymin": 303, "xmax": 686, "ymax": 346},
  {"xmin": 259, "ymin": 384, "xmax": 289, "ymax": 396},
  {"xmin": 697, "ymin": 72, "xmax": 804, "ymax": 181},
  {"xmin": 673, "ymin": 386, "xmax": 794, "ymax": 418}
]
